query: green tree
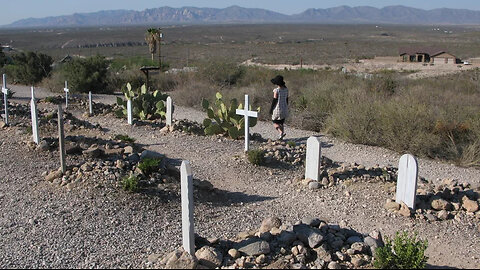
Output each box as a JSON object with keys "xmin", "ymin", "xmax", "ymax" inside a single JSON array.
[
  {"xmin": 6, "ymin": 51, "xmax": 52, "ymax": 84},
  {"xmin": 0, "ymin": 47, "xmax": 8, "ymax": 68},
  {"xmin": 62, "ymin": 55, "xmax": 109, "ymax": 93}
]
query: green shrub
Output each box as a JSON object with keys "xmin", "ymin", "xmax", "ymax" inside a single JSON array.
[
  {"xmin": 5, "ymin": 51, "xmax": 53, "ymax": 84},
  {"xmin": 287, "ymin": 141, "xmax": 296, "ymax": 148},
  {"xmin": 247, "ymin": 149, "xmax": 265, "ymax": 166},
  {"xmin": 373, "ymin": 232, "xmax": 428, "ymax": 269},
  {"xmin": 121, "ymin": 174, "xmax": 139, "ymax": 192},
  {"xmin": 138, "ymin": 158, "xmax": 160, "ymax": 177},
  {"xmin": 61, "ymin": 55, "xmax": 110, "ymax": 93},
  {"xmin": 114, "ymin": 134, "xmax": 136, "ymax": 143},
  {"xmin": 197, "ymin": 59, "xmax": 246, "ymax": 87},
  {"xmin": 0, "ymin": 47, "xmax": 8, "ymax": 68}
]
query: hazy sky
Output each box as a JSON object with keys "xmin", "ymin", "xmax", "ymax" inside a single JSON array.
[{"xmin": 2, "ymin": 0, "xmax": 480, "ymax": 25}]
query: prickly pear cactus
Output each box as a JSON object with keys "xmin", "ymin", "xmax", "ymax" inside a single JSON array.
[
  {"xmin": 116, "ymin": 83, "xmax": 168, "ymax": 120},
  {"xmin": 202, "ymin": 92, "xmax": 260, "ymax": 139}
]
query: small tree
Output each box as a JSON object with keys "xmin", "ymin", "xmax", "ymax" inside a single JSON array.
[
  {"xmin": 145, "ymin": 28, "xmax": 161, "ymax": 62},
  {"xmin": 0, "ymin": 47, "xmax": 8, "ymax": 68},
  {"xmin": 61, "ymin": 55, "xmax": 109, "ymax": 93},
  {"xmin": 5, "ymin": 51, "xmax": 52, "ymax": 84}
]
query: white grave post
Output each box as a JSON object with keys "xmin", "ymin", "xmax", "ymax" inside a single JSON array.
[
  {"xmin": 235, "ymin": 95, "xmax": 258, "ymax": 152},
  {"xmin": 30, "ymin": 87, "xmax": 40, "ymax": 144},
  {"xmin": 2, "ymin": 74, "xmax": 9, "ymax": 125},
  {"xmin": 181, "ymin": 160, "xmax": 195, "ymax": 255},
  {"xmin": 58, "ymin": 105, "xmax": 66, "ymax": 174},
  {"xmin": 88, "ymin": 91, "xmax": 93, "ymax": 116},
  {"xmin": 305, "ymin": 136, "xmax": 322, "ymax": 181},
  {"xmin": 127, "ymin": 99, "xmax": 133, "ymax": 125},
  {"xmin": 166, "ymin": 96, "xmax": 173, "ymax": 127},
  {"xmin": 64, "ymin": 81, "xmax": 69, "ymax": 109},
  {"xmin": 395, "ymin": 154, "xmax": 418, "ymax": 210}
]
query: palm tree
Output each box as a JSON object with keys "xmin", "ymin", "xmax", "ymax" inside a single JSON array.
[{"xmin": 145, "ymin": 28, "xmax": 160, "ymax": 62}]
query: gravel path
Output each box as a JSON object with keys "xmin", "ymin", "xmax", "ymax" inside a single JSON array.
[{"xmin": 1, "ymin": 85, "xmax": 479, "ymax": 268}]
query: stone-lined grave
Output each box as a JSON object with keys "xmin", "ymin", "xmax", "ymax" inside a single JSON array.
[
  {"xmin": 155, "ymin": 217, "xmax": 383, "ymax": 269},
  {"xmin": 385, "ymin": 179, "xmax": 480, "ymax": 221}
]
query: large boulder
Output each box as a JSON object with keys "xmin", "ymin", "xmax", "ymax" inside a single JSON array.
[
  {"xmin": 293, "ymin": 224, "xmax": 325, "ymax": 248},
  {"xmin": 164, "ymin": 249, "xmax": 197, "ymax": 269},
  {"xmin": 259, "ymin": 217, "xmax": 282, "ymax": 233},
  {"xmin": 235, "ymin": 237, "xmax": 271, "ymax": 256},
  {"xmin": 141, "ymin": 150, "xmax": 165, "ymax": 160},
  {"xmin": 195, "ymin": 246, "xmax": 223, "ymax": 268}
]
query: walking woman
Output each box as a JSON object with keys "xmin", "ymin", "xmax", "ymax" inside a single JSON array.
[{"xmin": 269, "ymin": 75, "xmax": 289, "ymax": 140}]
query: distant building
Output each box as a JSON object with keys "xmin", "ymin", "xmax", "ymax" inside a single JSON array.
[{"xmin": 399, "ymin": 47, "xmax": 458, "ymax": 64}]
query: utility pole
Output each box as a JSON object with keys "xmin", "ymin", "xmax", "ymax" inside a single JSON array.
[{"xmin": 158, "ymin": 28, "xmax": 163, "ymax": 71}]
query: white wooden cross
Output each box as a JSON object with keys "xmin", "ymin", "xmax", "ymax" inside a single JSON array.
[
  {"xmin": 236, "ymin": 95, "xmax": 258, "ymax": 152},
  {"xmin": 30, "ymin": 87, "xmax": 40, "ymax": 144},
  {"xmin": 181, "ymin": 160, "xmax": 195, "ymax": 255},
  {"xmin": 2, "ymin": 74, "xmax": 9, "ymax": 125},
  {"xmin": 64, "ymin": 81, "xmax": 69, "ymax": 109}
]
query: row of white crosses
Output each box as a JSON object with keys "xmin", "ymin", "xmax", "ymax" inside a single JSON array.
[
  {"xmin": 63, "ymin": 80, "xmax": 94, "ymax": 115},
  {"xmin": 305, "ymin": 136, "xmax": 419, "ymax": 209}
]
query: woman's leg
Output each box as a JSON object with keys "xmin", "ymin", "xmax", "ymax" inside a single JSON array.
[{"xmin": 273, "ymin": 123, "xmax": 282, "ymax": 135}]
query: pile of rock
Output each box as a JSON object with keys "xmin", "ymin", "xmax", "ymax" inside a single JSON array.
[
  {"xmin": 155, "ymin": 217, "xmax": 382, "ymax": 269},
  {"xmin": 160, "ymin": 119, "xmax": 205, "ymax": 136},
  {"xmin": 78, "ymin": 100, "xmax": 114, "ymax": 116},
  {"xmin": 296, "ymin": 163, "xmax": 397, "ymax": 190},
  {"xmin": 260, "ymin": 140, "xmax": 306, "ymax": 165},
  {"xmin": 385, "ymin": 179, "xmax": 480, "ymax": 221}
]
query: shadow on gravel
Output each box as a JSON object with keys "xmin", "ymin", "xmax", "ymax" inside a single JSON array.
[
  {"xmin": 288, "ymin": 136, "xmax": 333, "ymax": 149},
  {"xmin": 196, "ymin": 187, "xmax": 276, "ymax": 206},
  {"xmin": 426, "ymin": 264, "xmax": 459, "ymax": 269}
]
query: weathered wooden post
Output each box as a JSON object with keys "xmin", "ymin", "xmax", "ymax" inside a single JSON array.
[
  {"xmin": 166, "ymin": 96, "xmax": 173, "ymax": 127},
  {"xmin": 30, "ymin": 87, "xmax": 40, "ymax": 144},
  {"xmin": 2, "ymin": 74, "xmax": 9, "ymax": 125},
  {"xmin": 305, "ymin": 136, "xmax": 322, "ymax": 181},
  {"xmin": 127, "ymin": 99, "xmax": 133, "ymax": 125},
  {"xmin": 58, "ymin": 105, "xmax": 66, "ymax": 173},
  {"xmin": 395, "ymin": 154, "xmax": 418, "ymax": 209},
  {"xmin": 88, "ymin": 91, "xmax": 93, "ymax": 116},
  {"xmin": 181, "ymin": 160, "xmax": 195, "ymax": 255}
]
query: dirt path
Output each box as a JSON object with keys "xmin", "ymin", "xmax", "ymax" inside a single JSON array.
[{"xmin": 1, "ymin": 85, "xmax": 479, "ymax": 268}]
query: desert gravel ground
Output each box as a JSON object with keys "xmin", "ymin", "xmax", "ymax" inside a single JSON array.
[{"xmin": 0, "ymin": 85, "xmax": 479, "ymax": 268}]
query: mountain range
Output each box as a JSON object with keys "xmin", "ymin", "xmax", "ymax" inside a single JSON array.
[{"xmin": 6, "ymin": 5, "xmax": 480, "ymax": 28}]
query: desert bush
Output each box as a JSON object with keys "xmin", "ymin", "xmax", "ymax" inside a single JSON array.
[
  {"xmin": 197, "ymin": 59, "xmax": 246, "ymax": 87},
  {"xmin": 121, "ymin": 174, "xmax": 139, "ymax": 192},
  {"xmin": 60, "ymin": 55, "xmax": 110, "ymax": 93},
  {"xmin": 114, "ymin": 134, "xmax": 136, "ymax": 143},
  {"xmin": 5, "ymin": 51, "xmax": 53, "ymax": 85},
  {"xmin": 247, "ymin": 149, "xmax": 265, "ymax": 166},
  {"xmin": 373, "ymin": 231, "xmax": 428, "ymax": 269},
  {"xmin": 0, "ymin": 47, "xmax": 8, "ymax": 68},
  {"xmin": 138, "ymin": 158, "xmax": 160, "ymax": 177}
]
